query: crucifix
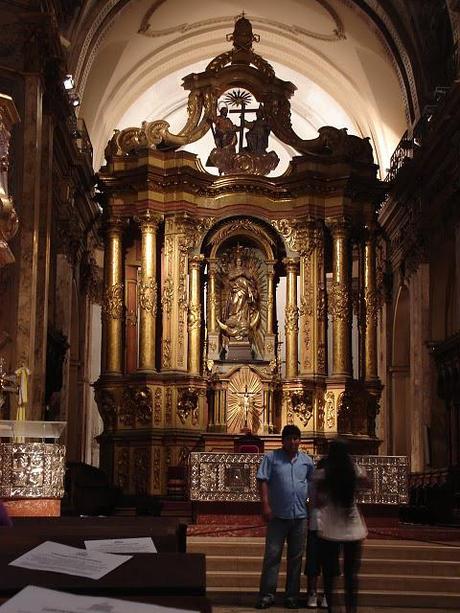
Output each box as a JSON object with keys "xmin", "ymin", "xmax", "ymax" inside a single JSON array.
[
  {"xmin": 235, "ymin": 385, "xmax": 258, "ymax": 432},
  {"xmin": 228, "ymin": 103, "xmax": 259, "ymax": 152}
]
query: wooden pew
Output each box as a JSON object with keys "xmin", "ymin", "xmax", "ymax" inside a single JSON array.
[
  {"xmin": 0, "ymin": 547, "xmax": 208, "ymax": 611},
  {"xmin": 7, "ymin": 516, "xmax": 187, "ymax": 552}
]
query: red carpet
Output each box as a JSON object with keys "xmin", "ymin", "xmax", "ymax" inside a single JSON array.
[{"xmin": 188, "ymin": 522, "xmax": 460, "ymax": 541}]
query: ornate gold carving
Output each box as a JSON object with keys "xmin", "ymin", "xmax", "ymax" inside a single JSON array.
[
  {"xmin": 325, "ymin": 391, "xmax": 335, "ymax": 429},
  {"xmin": 102, "ymin": 283, "xmax": 124, "ymax": 320},
  {"xmin": 116, "ymin": 448, "xmax": 129, "ymax": 491},
  {"xmin": 285, "ymin": 305, "xmax": 299, "ymax": 332},
  {"xmin": 316, "ymin": 390, "xmax": 325, "ymax": 430},
  {"xmin": 365, "ymin": 287, "xmax": 379, "ymax": 325},
  {"xmin": 80, "ymin": 250, "xmax": 103, "ymax": 304},
  {"xmin": 165, "ymin": 388, "xmax": 173, "ymax": 425},
  {"xmin": 208, "ymin": 149, "xmax": 279, "ymax": 176},
  {"xmin": 0, "ymin": 443, "xmax": 65, "ymax": 498},
  {"xmin": 162, "ymin": 338, "xmax": 171, "ymax": 368},
  {"xmin": 317, "ymin": 343, "xmax": 326, "ymax": 372},
  {"xmin": 328, "ymin": 281, "xmax": 351, "ymax": 321},
  {"xmin": 0, "ymin": 94, "xmax": 20, "ymax": 267},
  {"xmin": 177, "ymin": 387, "xmax": 199, "ymax": 425},
  {"xmin": 152, "ymin": 448, "xmax": 161, "ymax": 491},
  {"xmin": 154, "ymin": 388, "xmax": 162, "ymax": 425},
  {"xmin": 120, "ymin": 386, "xmax": 153, "ymax": 426},
  {"xmin": 134, "ymin": 448, "xmax": 149, "ymax": 495},
  {"xmin": 287, "ymin": 390, "xmax": 313, "ymax": 427},
  {"xmin": 187, "ymin": 304, "xmax": 201, "ymax": 331},
  {"xmin": 138, "ymin": 277, "xmax": 157, "ymax": 314},
  {"xmin": 161, "ymin": 275, "xmax": 174, "ymax": 315},
  {"xmin": 94, "ymin": 388, "xmax": 117, "ymax": 428},
  {"xmin": 134, "ymin": 210, "xmax": 162, "ymax": 232},
  {"xmin": 211, "ymin": 218, "xmax": 275, "ymax": 251}
]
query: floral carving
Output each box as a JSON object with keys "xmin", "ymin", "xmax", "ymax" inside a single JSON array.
[
  {"xmin": 161, "ymin": 275, "xmax": 174, "ymax": 315},
  {"xmin": 94, "ymin": 388, "xmax": 117, "ymax": 428},
  {"xmin": 116, "ymin": 448, "xmax": 129, "ymax": 491},
  {"xmin": 139, "ymin": 277, "xmax": 157, "ymax": 314},
  {"xmin": 102, "ymin": 283, "xmax": 124, "ymax": 319},
  {"xmin": 285, "ymin": 305, "xmax": 299, "ymax": 332},
  {"xmin": 365, "ymin": 287, "xmax": 379, "ymax": 325},
  {"xmin": 165, "ymin": 388, "xmax": 173, "ymax": 425},
  {"xmin": 188, "ymin": 304, "xmax": 201, "ymax": 331},
  {"xmin": 120, "ymin": 386, "xmax": 153, "ymax": 426},
  {"xmin": 287, "ymin": 390, "xmax": 313, "ymax": 426},
  {"xmin": 152, "ymin": 448, "xmax": 161, "ymax": 491},
  {"xmin": 325, "ymin": 391, "xmax": 335, "ymax": 429},
  {"xmin": 154, "ymin": 388, "xmax": 162, "ymax": 425},
  {"xmin": 133, "ymin": 448, "xmax": 149, "ymax": 495},
  {"xmin": 177, "ymin": 387, "xmax": 199, "ymax": 425},
  {"xmin": 162, "ymin": 338, "xmax": 171, "ymax": 368},
  {"xmin": 328, "ymin": 281, "xmax": 350, "ymax": 322}
]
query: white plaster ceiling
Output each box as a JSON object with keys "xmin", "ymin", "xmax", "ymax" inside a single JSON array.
[{"xmin": 77, "ymin": 0, "xmax": 407, "ymax": 178}]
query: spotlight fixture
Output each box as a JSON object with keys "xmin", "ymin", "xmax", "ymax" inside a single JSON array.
[{"xmin": 63, "ymin": 74, "xmax": 74, "ymax": 91}]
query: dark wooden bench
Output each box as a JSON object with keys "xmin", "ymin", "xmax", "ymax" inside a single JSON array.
[
  {"xmin": 7, "ymin": 516, "xmax": 187, "ymax": 552},
  {"xmin": 0, "ymin": 548, "xmax": 208, "ymax": 611}
]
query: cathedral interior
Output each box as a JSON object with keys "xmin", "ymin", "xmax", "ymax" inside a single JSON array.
[{"xmin": 0, "ymin": 0, "xmax": 459, "ymax": 526}]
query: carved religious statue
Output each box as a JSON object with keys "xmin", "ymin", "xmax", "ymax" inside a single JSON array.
[
  {"xmin": 217, "ymin": 247, "xmax": 261, "ymax": 357},
  {"xmin": 245, "ymin": 106, "xmax": 270, "ymax": 154},
  {"xmin": 212, "ymin": 106, "xmax": 237, "ymax": 150}
]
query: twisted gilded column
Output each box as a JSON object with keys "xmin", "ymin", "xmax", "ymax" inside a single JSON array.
[
  {"xmin": 188, "ymin": 255, "xmax": 203, "ymax": 375},
  {"xmin": 102, "ymin": 216, "xmax": 125, "ymax": 375},
  {"xmin": 136, "ymin": 211, "xmax": 161, "ymax": 372},
  {"xmin": 329, "ymin": 219, "xmax": 352, "ymax": 377},
  {"xmin": 364, "ymin": 228, "xmax": 378, "ymax": 380},
  {"xmin": 284, "ymin": 257, "xmax": 299, "ymax": 379}
]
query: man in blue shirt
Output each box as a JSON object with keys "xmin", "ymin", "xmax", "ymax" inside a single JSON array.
[{"xmin": 256, "ymin": 425, "xmax": 314, "ymax": 609}]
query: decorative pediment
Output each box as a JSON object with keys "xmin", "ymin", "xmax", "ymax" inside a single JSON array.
[{"xmin": 107, "ymin": 15, "xmax": 374, "ymax": 171}]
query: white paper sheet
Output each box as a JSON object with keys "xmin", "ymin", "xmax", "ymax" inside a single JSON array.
[
  {"xmin": 0, "ymin": 585, "xmax": 196, "ymax": 612},
  {"xmin": 8, "ymin": 541, "xmax": 131, "ymax": 580},
  {"xmin": 84, "ymin": 537, "xmax": 157, "ymax": 554}
]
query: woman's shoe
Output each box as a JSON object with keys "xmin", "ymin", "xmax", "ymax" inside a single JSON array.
[{"xmin": 306, "ymin": 592, "xmax": 318, "ymax": 608}]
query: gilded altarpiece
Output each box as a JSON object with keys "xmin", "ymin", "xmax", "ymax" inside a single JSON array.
[{"xmin": 95, "ymin": 16, "xmax": 385, "ymax": 496}]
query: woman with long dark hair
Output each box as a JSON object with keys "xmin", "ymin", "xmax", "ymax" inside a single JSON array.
[{"xmin": 315, "ymin": 439, "xmax": 369, "ymax": 613}]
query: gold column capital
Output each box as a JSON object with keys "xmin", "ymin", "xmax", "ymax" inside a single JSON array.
[
  {"xmin": 189, "ymin": 254, "xmax": 204, "ymax": 271},
  {"xmin": 283, "ymin": 256, "xmax": 299, "ymax": 272},
  {"xmin": 103, "ymin": 215, "xmax": 125, "ymax": 233},
  {"xmin": 134, "ymin": 210, "xmax": 162, "ymax": 232},
  {"xmin": 326, "ymin": 217, "xmax": 351, "ymax": 237}
]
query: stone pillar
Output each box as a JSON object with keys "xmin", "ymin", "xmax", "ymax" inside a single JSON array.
[
  {"xmin": 188, "ymin": 255, "xmax": 203, "ymax": 375},
  {"xmin": 31, "ymin": 113, "xmax": 54, "ymax": 415},
  {"xmin": 284, "ymin": 257, "xmax": 299, "ymax": 379},
  {"xmin": 102, "ymin": 216, "xmax": 124, "ymax": 375},
  {"xmin": 364, "ymin": 228, "xmax": 378, "ymax": 381},
  {"xmin": 14, "ymin": 75, "xmax": 43, "ymax": 418},
  {"xmin": 136, "ymin": 211, "xmax": 160, "ymax": 372},
  {"xmin": 329, "ymin": 219, "xmax": 352, "ymax": 377}
]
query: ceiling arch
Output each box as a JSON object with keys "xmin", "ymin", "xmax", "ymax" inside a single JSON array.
[{"xmin": 74, "ymin": 0, "xmax": 411, "ymax": 177}]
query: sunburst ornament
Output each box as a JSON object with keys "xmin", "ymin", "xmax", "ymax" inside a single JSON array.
[
  {"xmin": 223, "ymin": 89, "xmax": 253, "ymax": 108},
  {"xmin": 227, "ymin": 366, "xmax": 263, "ymax": 433}
]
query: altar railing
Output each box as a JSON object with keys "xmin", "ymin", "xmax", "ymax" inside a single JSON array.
[{"xmin": 189, "ymin": 453, "xmax": 408, "ymax": 505}]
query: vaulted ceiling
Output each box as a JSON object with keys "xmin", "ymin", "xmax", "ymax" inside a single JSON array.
[{"xmin": 66, "ymin": 0, "xmax": 425, "ymax": 176}]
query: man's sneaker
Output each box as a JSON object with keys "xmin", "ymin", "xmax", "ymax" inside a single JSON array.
[
  {"xmin": 306, "ymin": 592, "xmax": 318, "ymax": 608},
  {"xmin": 255, "ymin": 595, "xmax": 274, "ymax": 609},
  {"xmin": 319, "ymin": 593, "xmax": 328, "ymax": 608},
  {"xmin": 284, "ymin": 597, "xmax": 298, "ymax": 609}
]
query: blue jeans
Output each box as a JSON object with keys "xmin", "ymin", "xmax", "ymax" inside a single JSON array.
[{"xmin": 259, "ymin": 517, "xmax": 308, "ymax": 600}]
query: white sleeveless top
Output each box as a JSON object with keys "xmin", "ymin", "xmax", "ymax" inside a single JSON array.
[{"xmin": 315, "ymin": 466, "xmax": 368, "ymax": 542}]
